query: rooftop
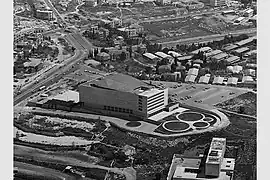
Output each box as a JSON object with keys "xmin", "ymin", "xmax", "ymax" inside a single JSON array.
[
  {"xmin": 211, "ymin": 53, "xmax": 228, "ymax": 60},
  {"xmin": 155, "ymin": 52, "xmax": 172, "ymax": 59},
  {"xmin": 143, "ymin": 52, "xmax": 159, "ymax": 60},
  {"xmin": 234, "ymin": 47, "xmax": 250, "ymax": 53},
  {"xmin": 190, "ymin": 47, "xmax": 212, "ymax": 54},
  {"xmin": 205, "ymin": 49, "xmax": 223, "ymax": 57},
  {"xmin": 49, "ymin": 90, "xmax": 79, "ymax": 103},
  {"xmin": 82, "ymin": 73, "xmax": 156, "ymax": 94},
  {"xmin": 206, "ymin": 138, "xmax": 226, "ymax": 164}
]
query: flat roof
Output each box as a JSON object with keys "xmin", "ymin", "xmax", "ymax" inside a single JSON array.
[
  {"xmin": 188, "ymin": 68, "xmax": 199, "ymax": 76},
  {"xmin": 185, "ymin": 75, "xmax": 197, "ymax": 83},
  {"xmin": 155, "ymin": 52, "xmax": 172, "ymax": 59},
  {"xmin": 49, "ymin": 90, "xmax": 79, "ymax": 103},
  {"xmin": 211, "ymin": 53, "xmax": 228, "ymax": 60},
  {"xmin": 190, "ymin": 47, "xmax": 212, "ymax": 54},
  {"xmin": 168, "ymin": 51, "xmax": 182, "ymax": 57},
  {"xmin": 143, "ymin": 52, "xmax": 159, "ymax": 60},
  {"xmin": 177, "ymin": 55, "xmax": 193, "ymax": 61},
  {"xmin": 213, "ymin": 77, "xmax": 224, "ymax": 84},
  {"xmin": 82, "ymin": 73, "xmax": 156, "ymax": 94},
  {"xmin": 225, "ymin": 56, "xmax": 240, "ymax": 63},
  {"xmin": 234, "ymin": 47, "xmax": 250, "ymax": 53},
  {"xmin": 235, "ymin": 36, "xmax": 256, "ymax": 46},
  {"xmin": 205, "ymin": 49, "xmax": 223, "ymax": 57},
  {"xmin": 242, "ymin": 76, "xmax": 254, "ymax": 82},
  {"xmin": 198, "ymin": 76, "xmax": 210, "ymax": 84},
  {"xmin": 227, "ymin": 77, "xmax": 238, "ymax": 85},
  {"xmin": 222, "ymin": 44, "xmax": 239, "ymax": 51},
  {"xmin": 206, "ymin": 138, "xmax": 226, "ymax": 164}
]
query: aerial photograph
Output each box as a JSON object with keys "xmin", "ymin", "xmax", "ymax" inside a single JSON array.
[{"xmin": 13, "ymin": 0, "xmax": 257, "ymax": 179}]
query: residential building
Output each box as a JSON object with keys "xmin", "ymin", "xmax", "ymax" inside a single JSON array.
[
  {"xmin": 78, "ymin": 73, "xmax": 169, "ymax": 119},
  {"xmin": 242, "ymin": 75, "xmax": 254, "ymax": 83},
  {"xmin": 227, "ymin": 77, "xmax": 238, "ymax": 86},
  {"xmin": 168, "ymin": 51, "xmax": 182, "ymax": 58},
  {"xmin": 205, "ymin": 50, "xmax": 223, "ymax": 58},
  {"xmin": 190, "ymin": 47, "xmax": 212, "ymax": 55},
  {"xmin": 245, "ymin": 63, "xmax": 257, "ymax": 69},
  {"xmin": 185, "ymin": 74, "xmax": 197, "ymax": 83},
  {"xmin": 161, "ymin": 72, "xmax": 181, "ymax": 81},
  {"xmin": 143, "ymin": 53, "xmax": 161, "ymax": 62},
  {"xmin": 167, "ymin": 138, "xmax": 235, "ymax": 180},
  {"xmin": 156, "ymin": 0, "xmax": 171, "ymax": 5},
  {"xmin": 198, "ymin": 75, "xmax": 210, "ymax": 84},
  {"xmin": 35, "ymin": 9, "xmax": 53, "ymax": 20},
  {"xmin": 211, "ymin": 53, "xmax": 228, "ymax": 62},
  {"xmin": 224, "ymin": 56, "xmax": 240, "ymax": 65},
  {"xmin": 232, "ymin": 47, "xmax": 250, "ymax": 56},
  {"xmin": 243, "ymin": 9, "xmax": 254, "ymax": 18},
  {"xmin": 212, "ymin": 76, "xmax": 224, "ymax": 85},
  {"xmin": 210, "ymin": 0, "xmax": 228, "ymax": 7},
  {"xmin": 96, "ymin": 52, "xmax": 110, "ymax": 61},
  {"xmin": 226, "ymin": 65, "xmax": 242, "ymax": 74},
  {"xmin": 187, "ymin": 68, "xmax": 199, "ymax": 76}
]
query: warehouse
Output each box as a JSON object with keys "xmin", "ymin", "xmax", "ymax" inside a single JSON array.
[
  {"xmin": 224, "ymin": 56, "xmax": 240, "ymax": 65},
  {"xmin": 232, "ymin": 47, "xmax": 250, "ymax": 56}
]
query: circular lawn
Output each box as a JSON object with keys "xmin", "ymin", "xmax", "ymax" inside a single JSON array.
[
  {"xmin": 177, "ymin": 112, "xmax": 204, "ymax": 122},
  {"xmin": 203, "ymin": 117, "xmax": 214, "ymax": 123},
  {"xmin": 163, "ymin": 121, "xmax": 190, "ymax": 132},
  {"xmin": 193, "ymin": 121, "xmax": 210, "ymax": 129},
  {"xmin": 126, "ymin": 121, "xmax": 142, "ymax": 127}
]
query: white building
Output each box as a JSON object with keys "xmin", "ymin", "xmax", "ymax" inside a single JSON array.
[
  {"xmin": 210, "ymin": 0, "xmax": 228, "ymax": 7},
  {"xmin": 78, "ymin": 73, "xmax": 168, "ymax": 119},
  {"xmin": 243, "ymin": 9, "xmax": 254, "ymax": 18}
]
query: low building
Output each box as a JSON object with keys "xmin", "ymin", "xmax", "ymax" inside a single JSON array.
[
  {"xmin": 156, "ymin": 0, "xmax": 171, "ymax": 5},
  {"xmin": 226, "ymin": 65, "xmax": 242, "ymax": 74},
  {"xmin": 23, "ymin": 58, "xmax": 43, "ymax": 73},
  {"xmin": 222, "ymin": 44, "xmax": 239, "ymax": 52},
  {"xmin": 210, "ymin": 0, "xmax": 228, "ymax": 7},
  {"xmin": 205, "ymin": 50, "xmax": 223, "ymax": 58},
  {"xmin": 234, "ymin": 17, "xmax": 246, "ymax": 24},
  {"xmin": 190, "ymin": 46, "xmax": 212, "ymax": 55},
  {"xmin": 84, "ymin": 0, "xmax": 98, "ymax": 7},
  {"xmin": 177, "ymin": 55, "xmax": 193, "ymax": 62},
  {"xmin": 227, "ymin": 77, "xmax": 238, "ymax": 86},
  {"xmin": 167, "ymin": 138, "xmax": 235, "ymax": 180},
  {"xmin": 213, "ymin": 76, "xmax": 224, "ymax": 85},
  {"xmin": 187, "ymin": 68, "xmax": 199, "ymax": 76},
  {"xmin": 168, "ymin": 51, "xmax": 182, "ymax": 58},
  {"xmin": 185, "ymin": 74, "xmax": 197, "ymax": 83},
  {"xmin": 232, "ymin": 47, "xmax": 250, "ymax": 56},
  {"xmin": 243, "ymin": 9, "xmax": 254, "ymax": 18},
  {"xmin": 242, "ymin": 75, "xmax": 254, "ymax": 83},
  {"xmin": 245, "ymin": 63, "xmax": 257, "ymax": 69},
  {"xmin": 143, "ymin": 53, "xmax": 161, "ymax": 62},
  {"xmin": 198, "ymin": 75, "xmax": 210, "ymax": 84},
  {"xmin": 96, "ymin": 52, "xmax": 110, "ymax": 61},
  {"xmin": 235, "ymin": 36, "xmax": 256, "ymax": 47},
  {"xmin": 224, "ymin": 56, "xmax": 240, "ymax": 65},
  {"xmin": 35, "ymin": 9, "xmax": 53, "ymax": 21},
  {"xmin": 155, "ymin": 52, "xmax": 174, "ymax": 64},
  {"xmin": 165, "ymin": 102, "xmax": 179, "ymax": 112},
  {"xmin": 161, "ymin": 72, "xmax": 181, "ymax": 82},
  {"xmin": 211, "ymin": 53, "xmax": 229, "ymax": 62},
  {"xmin": 244, "ymin": 69, "xmax": 256, "ymax": 76}
]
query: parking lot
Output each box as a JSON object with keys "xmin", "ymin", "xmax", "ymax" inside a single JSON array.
[{"xmin": 146, "ymin": 81, "xmax": 251, "ymax": 106}]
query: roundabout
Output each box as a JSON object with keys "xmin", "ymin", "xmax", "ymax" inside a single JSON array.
[
  {"xmin": 177, "ymin": 112, "xmax": 205, "ymax": 122},
  {"xmin": 162, "ymin": 121, "xmax": 190, "ymax": 132}
]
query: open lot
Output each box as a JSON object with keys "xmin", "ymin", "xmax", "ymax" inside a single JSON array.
[{"xmin": 146, "ymin": 81, "xmax": 251, "ymax": 107}]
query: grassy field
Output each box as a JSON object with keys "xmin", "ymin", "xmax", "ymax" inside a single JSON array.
[{"xmin": 215, "ymin": 92, "xmax": 257, "ymax": 116}]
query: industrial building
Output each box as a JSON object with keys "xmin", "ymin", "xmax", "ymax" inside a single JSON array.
[
  {"xmin": 78, "ymin": 73, "xmax": 169, "ymax": 119},
  {"xmin": 167, "ymin": 138, "xmax": 235, "ymax": 180}
]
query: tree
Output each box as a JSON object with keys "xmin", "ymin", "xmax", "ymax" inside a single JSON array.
[
  {"xmin": 120, "ymin": 52, "xmax": 127, "ymax": 61},
  {"xmin": 162, "ymin": 47, "xmax": 169, "ymax": 54}
]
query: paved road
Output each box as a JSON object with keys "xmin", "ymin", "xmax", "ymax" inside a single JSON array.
[
  {"xmin": 44, "ymin": 0, "xmax": 67, "ymax": 26},
  {"xmin": 160, "ymin": 28, "xmax": 257, "ymax": 48},
  {"xmin": 14, "ymin": 161, "xmax": 76, "ymax": 180}
]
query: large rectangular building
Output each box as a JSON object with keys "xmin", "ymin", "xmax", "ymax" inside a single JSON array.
[
  {"xmin": 78, "ymin": 73, "xmax": 168, "ymax": 119},
  {"xmin": 205, "ymin": 138, "xmax": 226, "ymax": 177}
]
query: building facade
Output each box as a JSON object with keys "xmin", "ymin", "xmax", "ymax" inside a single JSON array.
[{"xmin": 78, "ymin": 73, "xmax": 168, "ymax": 119}]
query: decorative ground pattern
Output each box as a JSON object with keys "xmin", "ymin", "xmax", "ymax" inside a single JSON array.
[
  {"xmin": 154, "ymin": 109, "xmax": 220, "ymax": 135},
  {"xmin": 126, "ymin": 121, "xmax": 142, "ymax": 127},
  {"xmin": 163, "ymin": 121, "xmax": 190, "ymax": 132},
  {"xmin": 177, "ymin": 112, "xmax": 204, "ymax": 122}
]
